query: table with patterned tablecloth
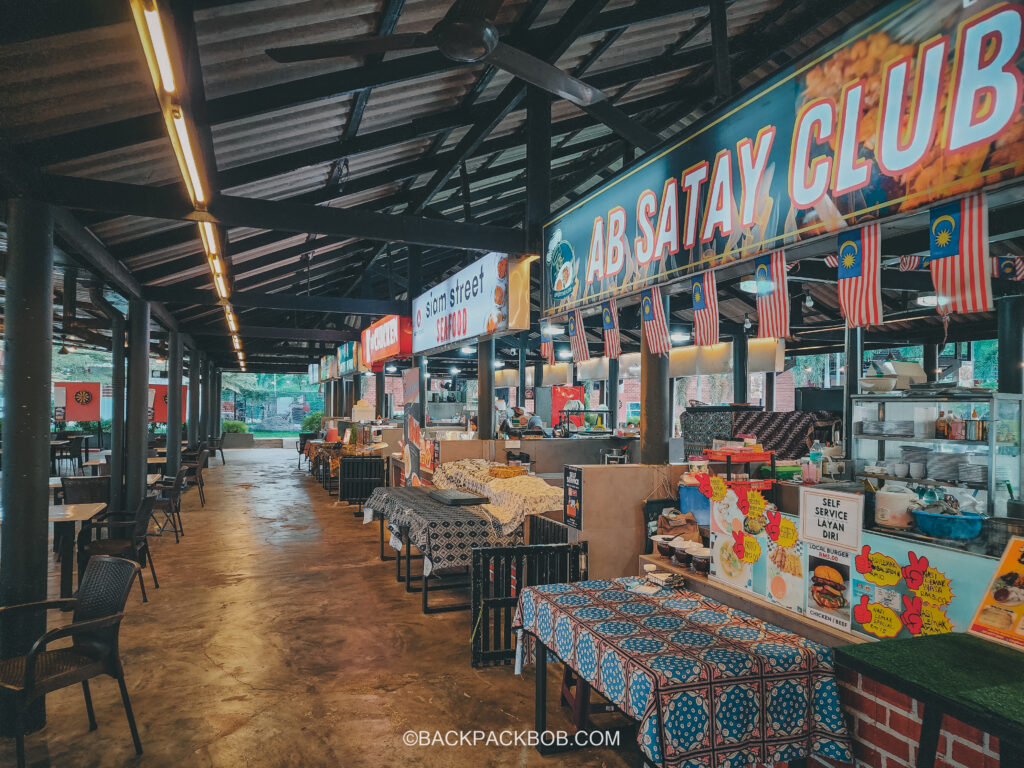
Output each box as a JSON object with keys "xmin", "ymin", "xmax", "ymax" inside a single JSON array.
[
  {"xmin": 514, "ymin": 577, "xmax": 851, "ymax": 768},
  {"xmin": 363, "ymin": 486, "xmax": 522, "ymax": 575}
]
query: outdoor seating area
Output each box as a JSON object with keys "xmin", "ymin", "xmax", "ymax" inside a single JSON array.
[{"xmin": 5, "ymin": 0, "xmax": 1024, "ymax": 766}]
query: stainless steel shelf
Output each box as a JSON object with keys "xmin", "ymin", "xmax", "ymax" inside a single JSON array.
[
  {"xmin": 852, "ymin": 433, "xmax": 988, "ymax": 446},
  {"xmin": 856, "ymin": 472, "xmax": 987, "ymax": 491}
]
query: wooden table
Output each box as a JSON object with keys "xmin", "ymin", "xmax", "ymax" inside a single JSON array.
[
  {"xmin": 836, "ymin": 634, "xmax": 1024, "ymax": 768},
  {"xmin": 50, "ymin": 502, "xmax": 106, "ymax": 599}
]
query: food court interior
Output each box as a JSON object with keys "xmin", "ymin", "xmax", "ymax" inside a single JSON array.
[{"xmin": 2, "ymin": 1, "xmax": 1024, "ymax": 767}]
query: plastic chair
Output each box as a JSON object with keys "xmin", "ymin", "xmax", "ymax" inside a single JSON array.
[
  {"xmin": 209, "ymin": 436, "xmax": 225, "ymax": 465},
  {"xmin": 0, "ymin": 555, "xmax": 143, "ymax": 768},
  {"xmin": 182, "ymin": 449, "xmax": 209, "ymax": 507},
  {"xmin": 153, "ymin": 468, "xmax": 187, "ymax": 543},
  {"xmin": 61, "ymin": 476, "xmax": 110, "ymax": 505},
  {"xmin": 79, "ymin": 497, "xmax": 159, "ymax": 602}
]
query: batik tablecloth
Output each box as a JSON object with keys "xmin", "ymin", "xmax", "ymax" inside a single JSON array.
[
  {"xmin": 514, "ymin": 577, "xmax": 851, "ymax": 768},
  {"xmin": 363, "ymin": 486, "xmax": 521, "ymax": 575}
]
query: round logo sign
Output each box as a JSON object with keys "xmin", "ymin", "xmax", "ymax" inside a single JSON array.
[{"xmin": 546, "ymin": 228, "xmax": 576, "ymax": 302}]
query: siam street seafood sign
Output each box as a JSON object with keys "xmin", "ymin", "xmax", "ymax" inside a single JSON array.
[{"xmin": 542, "ymin": 0, "xmax": 1024, "ymax": 316}]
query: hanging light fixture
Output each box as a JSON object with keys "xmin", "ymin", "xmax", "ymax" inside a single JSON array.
[{"xmin": 743, "ymin": 314, "xmax": 752, "ymax": 330}]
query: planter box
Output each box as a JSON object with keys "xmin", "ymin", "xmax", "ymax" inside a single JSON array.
[{"xmin": 221, "ymin": 432, "xmax": 254, "ymax": 449}]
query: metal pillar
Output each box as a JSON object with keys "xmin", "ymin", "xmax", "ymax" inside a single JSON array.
[
  {"xmin": 640, "ymin": 294, "xmax": 670, "ymax": 464},
  {"xmin": 125, "ymin": 299, "xmax": 150, "ymax": 516},
  {"xmin": 843, "ymin": 326, "xmax": 864, "ymax": 457},
  {"xmin": 732, "ymin": 333, "xmax": 749, "ymax": 403},
  {"xmin": 533, "ymin": 361, "xmax": 544, "ymax": 389},
  {"xmin": 517, "ymin": 331, "xmax": 528, "ymax": 408},
  {"xmin": 188, "ymin": 349, "xmax": 201, "ymax": 446},
  {"xmin": 166, "ymin": 331, "xmax": 183, "ymax": 476},
  {"xmin": 525, "ymin": 86, "xmax": 552, "ymax": 255},
  {"xmin": 924, "ymin": 344, "xmax": 939, "ymax": 383},
  {"xmin": 0, "ymin": 200, "xmax": 54, "ymax": 726},
  {"xmin": 91, "ymin": 287, "xmax": 125, "ymax": 513},
  {"xmin": 416, "ymin": 356, "xmax": 428, "ymax": 425},
  {"xmin": 340, "ymin": 377, "xmax": 351, "ymax": 418},
  {"xmin": 198, "ymin": 352, "xmax": 209, "ymax": 443},
  {"xmin": 207, "ymin": 360, "xmax": 218, "ymax": 440},
  {"xmin": 213, "ymin": 369, "xmax": 222, "ymax": 438},
  {"xmin": 478, "ymin": 339, "xmax": 496, "ymax": 438},
  {"xmin": 352, "ymin": 373, "xmax": 362, "ymax": 408},
  {"xmin": 998, "ymin": 293, "xmax": 1024, "ymax": 394},
  {"xmin": 710, "ymin": 0, "xmax": 732, "ymax": 101},
  {"xmin": 607, "ymin": 356, "xmax": 620, "ymax": 430},
  {"xmin": 375, "ymin": 370, "xmax": 386, "ymax": 418},
  {"xmin": 764, "ymin": 372, "xmax": 776, "ymax": 410}
]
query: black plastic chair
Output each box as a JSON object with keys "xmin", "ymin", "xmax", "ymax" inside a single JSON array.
[
  {"xmin": 0, "ymin": 555, "xmax": 143, "ymax": 768},
  {"xmin": 57, "ymin": 436, "xmax": 86, "ymax": 475},
  {"xmin": 153, "ymin": 468, "xmax": 187, "ymax": 543},
  {"xmin": 209, "ymin": 436, "xmax": 225, "ymax": 465},
  {"xmin": 61, "ymin": 476, "xmax": 110, "ymax": 505},
  {"xmin": 297, "ymin": 432, "xmax": 317, "ymax": 468},
  {"xmin": 182, "ymin": 450, "xmax": 209, "ymax": 507},
  {"xmin": 79, "ymin": 497, "xmax": 159, "ymax": 602}
]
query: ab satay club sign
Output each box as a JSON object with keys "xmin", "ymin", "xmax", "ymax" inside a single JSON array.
[{"xmin": 542, "ymin": 0, "xmax": 1024, "ymax": 315}]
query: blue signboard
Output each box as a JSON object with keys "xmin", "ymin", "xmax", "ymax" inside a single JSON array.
[{"xmin": 542, "ymin": 0, "xmax": 1024, "ymax": 315}]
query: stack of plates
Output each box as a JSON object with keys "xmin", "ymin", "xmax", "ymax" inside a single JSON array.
[
  {"xmin": 958, "ymin": 464, "xmax": 988, "ymax": 484},
  {"xmin": 901, "ymin": 446, "xmax": 932, "ymax": 463},
  {"xmin": 882, "ymin": 421, "xmax": 915, "ymax": 436},
  {"xmin": 927, "ymin": 453, "xmax": 968, "ymax": 481}
]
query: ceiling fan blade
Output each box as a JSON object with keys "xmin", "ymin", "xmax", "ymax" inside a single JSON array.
[
  {"xmin": 266, "ymin": 33, "xmax": 436, "ymax": 63},
  {"xmin": 444, "ymin": 0, "xmax": 506, "ymax": 23},
  {"xmin": 484, "ymin": 42, "xmax": 607, "ymax": 107}
]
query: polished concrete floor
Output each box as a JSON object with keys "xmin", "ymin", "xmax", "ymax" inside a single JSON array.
[{"xmin": 2, "ymin": 448, "xmax": 640, "ymax": 768}]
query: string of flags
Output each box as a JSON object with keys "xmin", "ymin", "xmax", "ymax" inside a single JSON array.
[{"xmin": 542, "ymin": 193, "xmax": 1006, "ymax": 354}]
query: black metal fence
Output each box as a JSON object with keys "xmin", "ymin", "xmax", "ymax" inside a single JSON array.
[{"xmin": 471, "ymin": 542, "xmax": 588, "ymax": 668}]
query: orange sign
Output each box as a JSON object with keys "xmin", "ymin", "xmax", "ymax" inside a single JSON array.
[
  {"xmin": 150, "ymin": 384, "xmax": 188, "ymax": 423},
  {"xmin": 54, "ymin": 382, "xmax": 101, "ymax": 421},
  {"xmin": 361, "ymin": 315, "xmax": 412, "ymax": 370}
]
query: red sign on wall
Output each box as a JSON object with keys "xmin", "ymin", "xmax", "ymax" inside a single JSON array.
[
  {"xmin": 361, "ymin": 315, "xmax": 412, "ymax": 370},
  {"xmin": 54, "ymin": 382, "xmax": 101, "ymax": 422},
  {"xmin": 150, "ymin": 384, "xmax": 188, "ymax": 423}
]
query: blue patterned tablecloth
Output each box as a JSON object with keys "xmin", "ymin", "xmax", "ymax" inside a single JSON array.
[{"xmin": 514, "ymin": 577, "xmax": 852, "ymax": 768}]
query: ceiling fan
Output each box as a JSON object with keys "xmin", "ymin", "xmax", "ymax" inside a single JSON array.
[{"xmin": 266, "ymin": 0, "xmax": 659, "ymax": 148}]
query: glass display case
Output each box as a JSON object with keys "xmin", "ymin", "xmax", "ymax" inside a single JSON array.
[
  {"xmin": 850, "ymin": 393, "xmax": 1023, "ymax": 555},
  {"xmin": 852, "ymin": 393, "xmax": 1022, "ymax": 515}
]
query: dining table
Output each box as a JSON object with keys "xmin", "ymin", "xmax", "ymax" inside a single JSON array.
[
  {"xmin": 515, "ymin": 577, "xmax": 852, "ymax": 768},
  {"xmin": 49, "ymin": 502, "xmax": 107, "ymax": 599}
]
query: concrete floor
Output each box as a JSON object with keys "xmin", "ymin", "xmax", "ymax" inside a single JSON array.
[{"xmin": 2, "ymin": 448, "xmax": 641, "ymax": 768}]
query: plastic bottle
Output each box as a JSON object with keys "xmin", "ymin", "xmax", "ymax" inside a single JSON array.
[{"xmin": 809, "ymin": 440, "xmax": 824, "ymax": 485}]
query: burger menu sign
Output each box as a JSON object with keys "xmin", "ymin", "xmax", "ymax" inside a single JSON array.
[
  {"xmin": 412, "ymin": 252, "xmax": 530, "ymax": 354},
  {"xmin": 542, "ymin": 0, "xmax": 1024, "ymax": 315}
]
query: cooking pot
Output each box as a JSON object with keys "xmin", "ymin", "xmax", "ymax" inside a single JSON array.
[{"xmin": 875, "ymin": 484, "xmax": 919, "ymax": 529}]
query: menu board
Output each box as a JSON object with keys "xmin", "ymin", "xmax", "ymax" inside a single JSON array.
[
  {"xmin": 708, "ymin": 486, "xmax": 766, "ymax": 596},
  {"xmin": 563, "ymin": 466, "xmax": 583, "ymax": 529},
  {"xmin": 854, "ymin": 532, "xmax": 996, "ymax": 641},
  {"xmin": 806, "ymin": 543, "xmax": 854, "ymax": 632},
  {"xmin": 765, "ymin": 512, "xmax": 806, "ymax": 615},
  {"xmin": 969, "ymin": 536, "xmax": 1024, "ymax": 651},
  {"xmin": 801, "ymin": 487, "xmax": 862, "ymax": 549}
]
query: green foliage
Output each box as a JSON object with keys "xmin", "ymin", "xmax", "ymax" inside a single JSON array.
[
  {"xmin": 221, "ymin": 420, "xmax": 249, "ymax": 434},
  {"xmin": 301, "ymin": 411, "xmax": 323, "ymax": 433}
]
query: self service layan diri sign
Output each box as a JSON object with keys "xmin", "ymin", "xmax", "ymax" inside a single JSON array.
[
  {"xmin": 542, "ymin": 0, "xmax": 1024, "ymax": 315},
  {"xmin": 412, "ymin": 252, "xmax": 529, "ymax": 354}
]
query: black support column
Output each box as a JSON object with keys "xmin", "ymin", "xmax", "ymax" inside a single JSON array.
[
  {"xmin": 213, "ymin": 369, "xmax": 222, "ymax": 438},
  {"xmin": 478, "ymin": 339, "xmax": 496, "ymax": 438},
  {"xmin": 924, "ymin": 344, "xmax": 939, "ymax": 383},
  {"xmin": 125, "ymin": 299, "xmax": 150, "ymax": 514},
  {"xmin": 188, "ymin": 348, "xmax": 201, "ymax": 446},
  {"xmin": 607, "ymin": 356, "xmax": 620, "ymax": 430},
  {"xmin": 517, "ymin": 331, "xmax": 528, "ymax": 408},
  {"xmin": 206, "ymin": 359, "xmax": 217, "ymax": 441},
  {"xmin": 998, "ymin": 293, "xmax": 1024, "ymax": 394},
  {"xmin": 198, "ymin": 353, "xmax": 209, "ymax": 444},
  {"xmin": 640, "ymin": 294, "xmax": 670, "ymax": 464},
  {"xmin": 375, "ymin": 370, "xmax": 386, "ymax": 418},
  {"xmin": 91, "ymin": 287, "xmax": 126, "ymax": 513},
  {"xmin": 733, "ymin": 334, "xmax": 749, "ymax": 403},
  {"xmin": 843, "ymin": 327, "xmax": 864, "ymax": 457},
  {"xmin": 352, "ymin": 373, "xmax": 362, "ymax": 409},
  {"xmin": 764, "ymin": 372, "xmax": 776, "ymax": 410},
  {"xmin": 166, "ymin": 331, "xmax": 183, "ymax": 476},
  {"xmin": 416, "ymin": 356, "xmax": 428, "ymax": 425},
  {"xmin": 0, "ymin": 200, "xmax": 54, "ymax": 712},
  {"xmin": 525, "ymin": 86, "xmax": 552, "ymax": 256}
]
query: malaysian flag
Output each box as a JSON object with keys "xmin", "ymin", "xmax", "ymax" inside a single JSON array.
[
  {"xmin": 926, "ymin": 193, "xmax": 992, "ymax": 315},
  {"xmin": 824, "ymin": 254, "xmax": 839, "ymax": 268},
  {"xmin": 754, "ymin": 249, "xmax": 790, "ymax": 338},
  {"xmin": 601, "ymin": 299, "xmax": 621, "ymax": 359},
  {"xmin": 899, "ymin": 255, "xmax": 923, "ymax": 271},
  {"xmin": 691, "ymin": 271, "xmax": 719, "ymax": 346},
  {"xmin": 640, "ymin": 286, "xmax": 672, "ymax": 355},
  {"xmin": 540, "ymin": 320, "xmax": 555, "ymax": 365},
  {"xmin": 837, "ymin": 223, "xmax": 883, "ymax": 327},
  {"xmin": 994, "ymin": 255, "xmax": 1024, "ymax": 281},
  {"xmin": 568, "ymin": 309, "xmax": 589, "ymax": 362}
]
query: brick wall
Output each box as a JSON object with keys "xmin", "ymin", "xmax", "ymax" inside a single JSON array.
[{"xmin": 799, "ymin": 667, "xmax": 1000, "ymax": 768}]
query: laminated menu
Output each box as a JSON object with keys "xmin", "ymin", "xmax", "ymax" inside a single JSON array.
[{"xmin": 969, "ymin": 536, "xmax": 1024, "ymax": 651}]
